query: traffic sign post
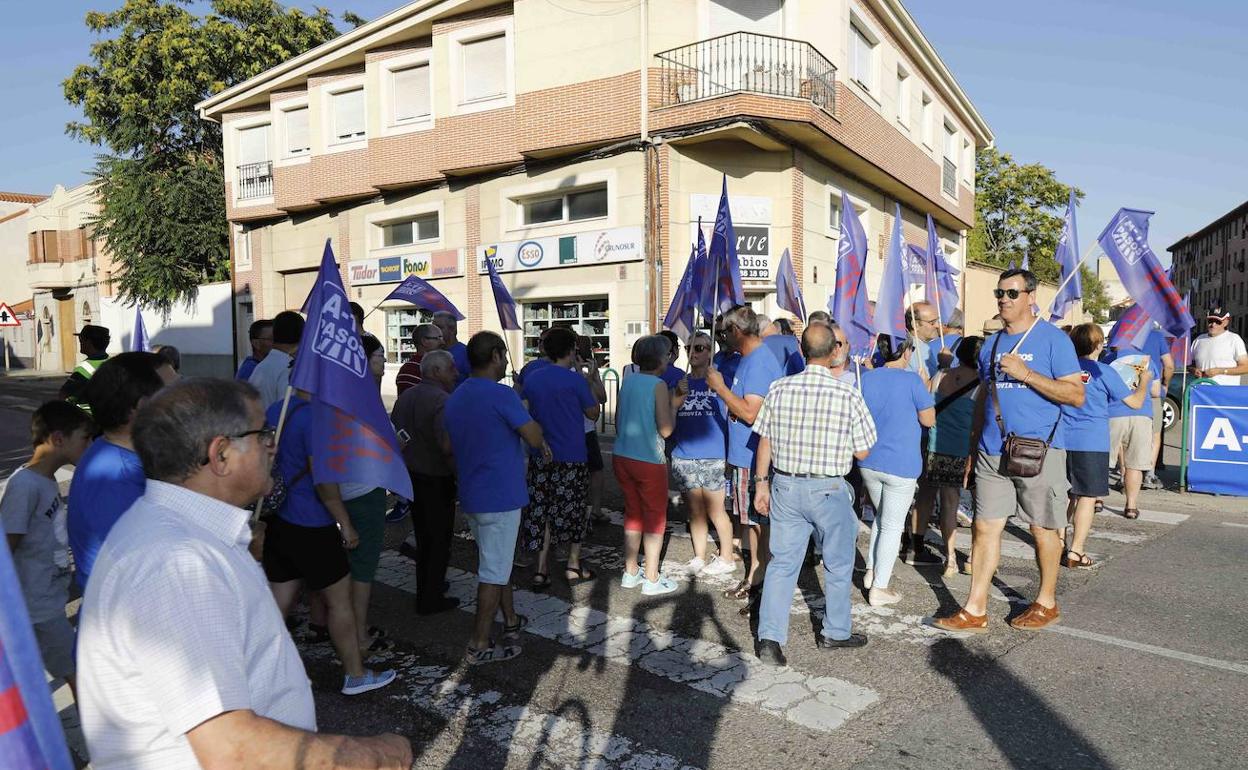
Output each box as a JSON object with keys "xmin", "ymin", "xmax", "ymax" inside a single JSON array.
[{"xmin": 0, "ymin": 302, "xmax": 22, "ymax": 372}]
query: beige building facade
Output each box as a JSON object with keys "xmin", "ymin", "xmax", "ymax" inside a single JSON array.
[{"xmin": 198, "ymin": 0, "xmax": 993, "ymax": 385}]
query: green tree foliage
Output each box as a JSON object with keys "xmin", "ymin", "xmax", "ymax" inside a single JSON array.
[
  {"xmin": 64, "ymin": 0, "xmax": 353, "ymax": 314},
  {"xmin": 968, "ymin": 146, "xmax": 1110, "ymax": 322}
]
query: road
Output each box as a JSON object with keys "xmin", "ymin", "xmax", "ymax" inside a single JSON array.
[{"xmin": 3, "ymin": 372, "xmax": 1245, "ymax": 769}]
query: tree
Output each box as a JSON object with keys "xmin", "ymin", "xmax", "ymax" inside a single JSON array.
[
  {"xmin": 968, "ymin": 146, "xmax": 1111, "ymax": 322},
  {"xmin": 64, "ymin": 0, "xmax": 356, "ymax": 314}
]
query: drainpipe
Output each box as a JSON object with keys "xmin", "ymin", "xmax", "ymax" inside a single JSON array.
[{"xmin": 640, "ymin": 0, "xmax": 649, "ymax": 143}]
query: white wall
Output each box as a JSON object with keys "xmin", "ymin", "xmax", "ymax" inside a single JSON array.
[{"xmin": 99, "ymin": 282, "xmax": 236, "ymax": 377}]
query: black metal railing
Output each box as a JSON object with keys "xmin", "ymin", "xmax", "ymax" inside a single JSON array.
[
  {"xmin": 656, "ymin": 32, "xmax": 836, "ymax": 113},
  {"xmin": 942, "ymin": 157, "xmax": 957, "ymax": 197},
  {"xmin": 237, "ymin": 161, "xmax": 273, "ymax": 200}
]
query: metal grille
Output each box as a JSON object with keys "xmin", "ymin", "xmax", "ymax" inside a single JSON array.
[
  {"xmin": 656, "ymin": 32, "xmax": 836, "ymax": 113},
  {"xmin": 237, "ymin": 161, "xmax": 273, "ymax": 200},
  {"xmin": 942, "ymin": 158, "xmax": 957, "ymax": 197}
]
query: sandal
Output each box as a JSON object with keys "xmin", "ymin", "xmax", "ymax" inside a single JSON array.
[
  {"xmin": 1062, "ymin": 551, "xmax": 1096, "ymax": 569},
  {"xmin": 723, "ymin": 579, "xmax": 750, "ymax": 601},
  {"xmin": 530, "ymin": 573, "xmax": 550, "ymax": 591},
  {"xmin": 1123, "ymin": 508, "xmax": 1140, "ymax": 520},
  {"xmin": 1094, "ymin": 500, "xmax": 1104, "ymax": 514},
  {"xmin": 502, "ymin": 614, "xmax": 529, "ymax": 642},
  {"xmin": 564, "ymin": 565, "xmax": 596, "ymax": 584},
  {"xmin": 465, "ymin": 643, "xmax": 521, "ymax": 666}
]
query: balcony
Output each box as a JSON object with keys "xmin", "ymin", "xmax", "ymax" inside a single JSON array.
[
  {"xmin": 655, "ymin": 32, "xmax": 836, "ymax": 113},
  {"xmin": 236, "ymin": 160, "xmax": 274, "ymax": 201},
  {"xmin": 28, "ymin": 259, "xmax": 95, "ymax": 290}
]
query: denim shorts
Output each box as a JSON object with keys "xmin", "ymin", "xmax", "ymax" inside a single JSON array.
[{"xmin": 467, "ymin": 509, "xmax": 521, "ymax": 585}]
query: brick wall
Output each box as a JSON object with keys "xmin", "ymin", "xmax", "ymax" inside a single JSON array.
[{"xmin": 466, "ymin": 186, "xmax": 482, "ymax": 333}]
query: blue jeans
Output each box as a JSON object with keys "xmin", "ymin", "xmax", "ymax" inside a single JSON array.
[
  {"xmin": 758, "ymin": 474, "xmax": 857, "ymax": 646},
  {"xmin": 860, "ymin": 467, "xmax": 919, "ymax": 590}
]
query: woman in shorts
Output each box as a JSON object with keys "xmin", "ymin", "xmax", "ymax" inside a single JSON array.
[
  {"xmin": 670, "ymin": 331, "xmax": 737, "ymax": 577},
  {"xmin": 1061, "ymin": 324, "xmax": 1149, "ymax": 569}
]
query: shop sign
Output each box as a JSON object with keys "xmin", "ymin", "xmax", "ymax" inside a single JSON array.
[
  {"xmin": 689, "ymin": 194, "xmax": 776, "ymax": 283},
  {"xmin": 348, "ymin": 249, "xmax": 463, "ymax": 286},
  {"xmin": 478, "ymin": 226, "xmax": 644, "ymax": 274}
]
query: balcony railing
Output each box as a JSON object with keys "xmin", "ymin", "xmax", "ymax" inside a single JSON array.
[
  {"xmin": 942, "ymin": 158, "xmax": 957, "ymax": 197},
  {"xmin": 655, "ymin": 32, "xmax": 836, "ymax": 113},
  {"xmin": 237, "ymin": 161, "xmax": 273, "ymax": 201}
]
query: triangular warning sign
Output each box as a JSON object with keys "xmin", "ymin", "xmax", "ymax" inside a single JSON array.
[{"xmin": 0, "ymin": 302, "xmax": 22, "ymax": 327}]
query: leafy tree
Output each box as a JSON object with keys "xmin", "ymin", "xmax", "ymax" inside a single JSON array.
[
  {"xmin": 64, "ymin": 0, "xmax": 356, "ymax": 314},
  {"xmin": 968, "ymin": 146, "xmax": 1110, "ymax": 322}
]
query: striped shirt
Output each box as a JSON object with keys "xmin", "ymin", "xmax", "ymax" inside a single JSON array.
[{"xmin": 752, "ymin": 365, "xmax": 877, "ymax": 477}]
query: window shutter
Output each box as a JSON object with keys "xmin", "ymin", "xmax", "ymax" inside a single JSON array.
[
  {"xmin": 392, "ymin": 64, "xmax": 431, "ymax": 122},
  {"xmin": 852, "ymin": 26, "xmax": 873, "ymax": 89},
  {"xmin": 462, "ymin": 34, "xmax": 507, "ymax": 103},
  {"xmin": 237, "ymin": 125, "xmax": 269, "ymax": 165},
  {"xmin": 285, "ymin": 107, "xmax": 309, "ymax": 153},
  {"xmin": 334, "ymin": 89, "xmax": 366, "ymax": 139}
]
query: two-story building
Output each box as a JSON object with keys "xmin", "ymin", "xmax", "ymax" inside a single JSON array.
[{"xmin": 197, "ymin": 0, "xmax": 992, "ymax": 379}]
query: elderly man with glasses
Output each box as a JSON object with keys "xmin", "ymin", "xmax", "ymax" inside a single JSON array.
[
  {"xmin": 1190, "ymin": 305, "xmax": 1248, "ymax": 386},
  {"xmin": 396, "ymin": 322, "xmax": 446, "ymax": 395}
]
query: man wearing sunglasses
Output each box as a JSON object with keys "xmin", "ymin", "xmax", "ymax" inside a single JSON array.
[
  {"xmin": 932, "ymin": 269, "xmax": 1084, "ymax": 634},
  {"xmin": 1190, "ymin": 306, "xmax": 1248, "ymax": 386}
]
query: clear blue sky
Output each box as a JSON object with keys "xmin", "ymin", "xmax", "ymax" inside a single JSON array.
[{"xmin": 2, "ymin": 0, "xmax": 1244, "ymax": 257}]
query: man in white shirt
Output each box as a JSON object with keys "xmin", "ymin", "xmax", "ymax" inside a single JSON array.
[
  {"xmin": 77, "ymin": 378, "xmax": 410, "ymax": 770},
  {"xmin": 248, "ymin": 311, "xmax": 304, "ymax": 408},
  {"xmin": 1190, "ymin": 306, "xmax": 1248, "ymax": 386}
]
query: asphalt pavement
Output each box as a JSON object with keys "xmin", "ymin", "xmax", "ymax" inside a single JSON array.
[{"xmin": 4, "ymin": 371, "xmax": 1246, "ymax": 769}]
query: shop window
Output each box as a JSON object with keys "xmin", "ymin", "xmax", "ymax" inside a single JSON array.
[
  {"xmin": 385, "ymin": 307, "xmax": 433, "ymax": 363},
  {"xmin": 522, "ymin": 298, "xmax": 609, "ymax": 368}
]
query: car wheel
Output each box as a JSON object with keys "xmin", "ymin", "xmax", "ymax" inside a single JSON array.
[{"xmin": 1163, "ymin": 396, "xmax": 1179, "ymax": 431}]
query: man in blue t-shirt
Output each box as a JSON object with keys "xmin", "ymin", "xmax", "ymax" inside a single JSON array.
[
  {"xmin": 68, "ymin": 352, "xmax": 178, "ymax": 590},
  {"xmin": 1104, "ymin": 328, "xmax": 1172, "ymax": 507},
  {"xmin": 235, "ymin": 319, "xmax": 273, "ymax": 381},
  {"xmin": 706, "ymin": 305, "xmax": 785, "ymax": 598},
  {"xmin": 434, "ymin": 311, "xmax": 471, "ymax": 386},
  {"xmin": 932, "ymin": 269, "xmax": 1084, "ymax": 635},
  {"xmin": 446, "ymin": 331, "xmax": 549, "ymax": 666}
]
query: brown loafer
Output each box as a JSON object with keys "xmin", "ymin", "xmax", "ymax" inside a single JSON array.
[
  {"xmin": 929, "ymin": 608, "xmax": 988, "ymax": 633},
  {"xmin": 1008, "ymin": 601, "xmax": 1060, "ymax": 630}
]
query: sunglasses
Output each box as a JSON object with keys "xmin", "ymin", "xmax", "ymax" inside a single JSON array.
[
  {"xmin": 688, "ymin": 344, "xmax": 711, "ymax": 352},
  {"xmin": 1207, "ymin": 317, "xmax": 1227, "ymax": 325},
  {"xmin": 993, "ymin": 288, "xmax": 1029, "ymax": 300}
]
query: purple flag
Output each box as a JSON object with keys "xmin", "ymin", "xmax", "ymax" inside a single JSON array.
[
  {"xmin": 0, "ymin": 532, "xmax": 74, "ymax": 769},
  {"xmin": 775, "ymin": 248, "xmax": 806, "ymax": 320},
  {"xmin": 690, "ymin": 221, "xmax": 709, "ymax": 319},
  {"xmin": 290, "ymin": 240, "xmax": 413, "ymax": 500},
  {"xmin": 1098, "ymin": 208, "xmax": 1194, "ymax": 338},
  {"xmin": 663, "ymin": 245, "xmax": 697, "ymax": 341},
  {"xmin": 1020, "ymin": 252, "xmax": 1031, "ymax": 270},
  {"xmin": 383, "ymin": 274, "xmax": 464, "ymax": 320},
  {"xmin": 708, "ymin": 176, "xmax": 745, "ymax": 313},
  {"xmin": 925, "ymin": 215, "xmax": 957, "ymax": 323},
  {"xmin": 1049, "ymin": 190, "xmax": 1083, "ymax": 322},
  {"xmin": 131, "ymin": 308, "xmax": 150, "ymax": 352},
  {"xmin": 874, "ymin": 204, "xmax": 908, "ymax": 341},
  {"xmin": 484, "ymin": 249, "xmax": 521, "ymax": 331},
  {"xmin": 831, "ymin": 190, "xmax": 873, "ymax": 352},
  {"xmin": 903, "ymin": 244, "xmax": 928, "ymax": 284},
  {"xmin": 1108, "ymin": 303, "xmax": 1154, "ymax": 350}
]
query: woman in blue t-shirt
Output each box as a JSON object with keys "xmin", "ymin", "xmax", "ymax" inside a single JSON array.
[
  {"xmin": 1062, "ymin": 324, "xmax": 1148, "ymax": 569},
  {"xmin": 670, "ymin": 331, "xmax": 737, "ymax": 577},
  {"xmin": 859, "ymin": 335, "xmax": 935, "ymax": 607}
]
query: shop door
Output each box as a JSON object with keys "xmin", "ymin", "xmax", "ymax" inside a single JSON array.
[{"xmin": 57, "ymin": 298, "xmax": 76, "ymax": 372}]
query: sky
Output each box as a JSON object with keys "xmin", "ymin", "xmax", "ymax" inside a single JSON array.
[{"xmin": 2, "ymin": 0, "xmax": 1245, "ymax": 259}]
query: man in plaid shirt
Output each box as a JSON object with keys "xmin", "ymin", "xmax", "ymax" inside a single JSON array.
[{"xmin": 751, "ymin": 323, "xmax": 877, "ymax": 665}]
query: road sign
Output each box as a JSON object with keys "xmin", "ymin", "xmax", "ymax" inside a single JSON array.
[{"xmin": 0, "ymin": 303, "xmax": 20, "ymax": 327}]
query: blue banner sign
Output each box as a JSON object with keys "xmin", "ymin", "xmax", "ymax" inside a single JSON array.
[{"xmin": 1187, "ymin": 385, "xmax": 1248, "ymax": 496}]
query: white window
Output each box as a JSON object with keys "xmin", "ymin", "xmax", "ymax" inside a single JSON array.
[
  {"xmin": 391, "ymin": 64, "xmax": 431, "ymax": 125},
  {"xmin": 331, "ymin": 87, "xmax": 366, "ymax": 143},
  {"xmin": 380, "ymin": 212, "xmax": 440, "ymax": 248},
  {"xmin": 850, "ymin": 23, "xmax": 877, "ymax": 92},
  {"xmin": 283, "ymin": 107, "xmax": 309, "ymax": 156},
  {"xmin": 826, "ymin": 187, "xmax": 869, "ymax": 239},
  {"xmin": 920, "ymin": 93, "xmax": 933, "ymax": 148},
  {"xmin": 942, "ymin": 121, "xmax": 958, "ymax": 196},
  {"xmin": 519, "ymin": 185, "xmax": 609, "ymax": 227},
  {"xmin": 895, "ymin": 66, "xmax": 911, "ymax": 128},
  {"xmin": 237, "ymin": 124, "xmax": 270, "ymax": 166},
  {"xmin": 461, "ymin": 33, "xmax": 507, "ymax": 105}
]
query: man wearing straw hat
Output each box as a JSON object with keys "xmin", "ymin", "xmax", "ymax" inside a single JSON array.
[{"xmin": 931, "ymin": 268, "xmax": 1085, "ymax": 633}]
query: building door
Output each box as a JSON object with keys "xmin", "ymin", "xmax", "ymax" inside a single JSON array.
[{"xmin": 57, "ymin": 297, "xmax": 76, "ymax": 372}]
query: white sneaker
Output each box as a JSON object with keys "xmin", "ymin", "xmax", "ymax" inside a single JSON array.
[
  {"xmin": 641, "ymin": 575, "xmax": 678, "ymax": 595},
  {"xmin": 685, "ymin": 557, "xmax": 706, "ymax": 576},
  {"xmin": 621, "ymin": 568, "xmax": 644, "ymax": 589},
  {"xmin": 868, "ymin": 586, "xmax": 901, "ymax": 607},
  {"xmin": 863, "ymin": 568, "xmax": 874, "ymax": 590},
  {"xmin": 701, "ymin": 556, "xmax": 737, "ymax": 576}
]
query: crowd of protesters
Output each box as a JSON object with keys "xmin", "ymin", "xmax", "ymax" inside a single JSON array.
[{"xmin": 4, "ymin": 265, "xmax": 1240, "ymax": 767}]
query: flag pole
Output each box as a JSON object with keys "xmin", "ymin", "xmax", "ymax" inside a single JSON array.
[
  {"xmin": 1010, "ymin": 244, "xmax": 1097, "ymax": 353},
  {"xmin": 252, "ymin": 384, "xmax": 295, "ymax": 526}
]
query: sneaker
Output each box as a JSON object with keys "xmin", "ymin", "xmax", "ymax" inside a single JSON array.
[
  {"xmin": 641, "ymin": 575, "xmax": 678, "ymax": 595},
  {"xmin": 620, "ymin": 567, "xmax": 644, "ymax": 589},
  {"xmin": 385, "ymin": 501, "xmax": 410, "ymax": 523},
  {"xmin": 341, "ymin": 668, "xmax": 397, "ymax": 696},
  {"xmin": 701, "ymin": 556, "xmax": 737, "ymax": 576},
  {"xmin": 956, "ymin": 508, "xmax": 973, "ymax": 528},
  {"xmin": 862, "ymin": 568, "xmax": 874, "ymax": 590},
  {"xmin": 905, "ymin": 543, "xmax": 946, "ymax": 567},
  {"xmin": 685, "ymin": 557, "xmax": 706, "ymax": 576},
  {"xmin": 755, "ymin": 639, "xmax": 787, "ymax": 666},
  {"xmin": 868, "ymin": 587, "xmax": 901, "ymax": 607}
]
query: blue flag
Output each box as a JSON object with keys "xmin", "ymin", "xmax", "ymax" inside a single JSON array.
[
  {"xmin": 383, "ymin": 274, "xmax": 465, "ymax": 320},
  {"xmin": 290, "ymin": 240, "xmax": 413, "ymax": 500},
  {"xmin": 1008, "ymin": 259, "xmax": 1017, "ymax": 270},
  {"xmin": 775, "ymin": 248, "xmax": 806, "ymax": 320},
  {"xmin": 0, "ymin": 533, "xmax": 74, "ymax": 770},
  {"xmin": 708, "ymin": 176, "xmax": 745, "ymax": 313},
  {"xmin": 1020, "ymin": 252, "xmax": 1030, "ymax": 270},
  {"xmin": 1049, "ymin": 190, "xmax": 1082, "ymax": 322},
  {"xmin": 874, "ymin": 204, "xmax": 908, "ymax": 341},
  {"xmin": 1098, "ymin": 208, "xmax": 1194, "ymax": 338},
  {"xmin": 689, "ymin": 221, "xmax": 708, "ymax": 320},
  {"xmin": 483, "ymin": 248, "xmax": 521, "ymax": 331},
  {"xmin": 131, "ymin": 308, "xmax": 150, "ymax": 352},
  {"xmin": 925, "ymin": 215, "xmax": 959, "ymax": 324},
  {"xmin": 663, "ymin": 245, "xmax": 697, "ymax": 341},
  {"xmin": 831, "ymin": 191, "xmax": 873, "ymax": 352},
  {"xmin": 1108, "ymin": 303, "xmax": 1154, "ymax": 350}
]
